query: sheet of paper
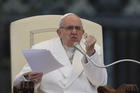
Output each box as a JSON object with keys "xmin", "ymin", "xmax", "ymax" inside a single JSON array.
[{"xmin": 23, "ymin": 49, "xmax": 63, "ymax": 74}]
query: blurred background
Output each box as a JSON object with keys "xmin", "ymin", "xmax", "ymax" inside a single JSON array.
[{"xmin": 0, "ymin": 0, "xmax": 140, "ymax": 92}]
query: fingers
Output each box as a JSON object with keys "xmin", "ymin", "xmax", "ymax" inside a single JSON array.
[
  {"xmin": 85, "ymin": 35, "xmax": 96, "ymax": 45},
  {"xmin": 28, "ymin": 72, "xmax": 43, "ymax": 83},
  {"xmin": 84, "ymin": 35, "xmax": 96, "ymax": 56},
  {"xmin": 29, "ymin": 72, "xmax": 42, "ymax": 79}
]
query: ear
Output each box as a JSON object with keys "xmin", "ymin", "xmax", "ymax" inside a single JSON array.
[{"xmin": 57, "ymin": 29, "xmax": 61, "ymax": 37}]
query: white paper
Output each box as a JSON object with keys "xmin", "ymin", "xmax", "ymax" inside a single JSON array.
[{"xmin": 23, "ymin": 49, "xmax": 63, "ymax": 74}]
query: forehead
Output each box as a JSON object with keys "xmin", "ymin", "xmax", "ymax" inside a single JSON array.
[{"xmin": 62, "ymin": 15, "xmax": 82, "ymax": 26}]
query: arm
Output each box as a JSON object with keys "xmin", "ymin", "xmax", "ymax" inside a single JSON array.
[
  {"xmin": 82, "ymin": 35, "xmax": 107, "ymax": 87},
  {"xmin": 13, "ymin": 64, "xmax": 43, "ymax": 91},
  {"xmin": 82, "ymin": 52, "xmax": 107, "ymax": 87},
  {"xmin": 13, "ymin": 64, "xmax": 32, "ymax": 86}
]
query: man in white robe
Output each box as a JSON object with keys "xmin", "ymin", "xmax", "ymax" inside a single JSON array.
[{"xmin": 14, "ymin": 13, "xmax": 107, "ymax": 93}]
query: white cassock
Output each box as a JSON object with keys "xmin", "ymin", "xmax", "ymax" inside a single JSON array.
[{"xmin": 14, "ymin": 37, "xmax": 107, "ymax": 93}]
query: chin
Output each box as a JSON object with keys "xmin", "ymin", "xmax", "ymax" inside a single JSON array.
[{"xmin": 71, "ymin": 40, "xmax": 78, "ymax": 43}]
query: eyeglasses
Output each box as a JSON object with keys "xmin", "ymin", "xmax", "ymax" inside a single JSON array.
[{"xmin": 60, "ymin": 26, "xmax": 83, "ymax": 31}]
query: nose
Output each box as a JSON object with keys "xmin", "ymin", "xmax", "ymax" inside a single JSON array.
[{"xmin": 71, "ymin": 28, "xmax": 77, "ymax": 34}]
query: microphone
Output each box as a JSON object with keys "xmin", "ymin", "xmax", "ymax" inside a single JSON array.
[
  {"xmin": 74, "ymin": 42, "xmax": 140, "ymax": 68},
  {"xmin": 73, "ymin": 42, "xmax": 86, "ymax": 56},
  {"xmin": 74, "ymin": 42, "xmax": 107, "ymax": 68}
]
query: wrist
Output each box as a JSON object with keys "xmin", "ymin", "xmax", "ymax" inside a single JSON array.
[
  {"xmin": 23, "ymin": 72, "xmax": 31, "ymax": 80},
  {"xmin": 87, "ymin": 49, "xmax": 96, "ymax": 56}
]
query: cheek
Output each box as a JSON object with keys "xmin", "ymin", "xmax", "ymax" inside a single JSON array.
[
  {"xmin": 60, "ymin": 32, "xmax": 70, "ymax": 40},
  {"xmin": 63, "ymin": 32, "xmax": 71, "ymax": 38}
]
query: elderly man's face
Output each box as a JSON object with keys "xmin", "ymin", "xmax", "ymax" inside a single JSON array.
[{"xmin": 57, "ymin": 15, "xmax": 84, "ymax": 47}]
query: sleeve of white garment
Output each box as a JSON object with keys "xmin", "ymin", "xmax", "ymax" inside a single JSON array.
[
  {"xmin": 81, "ymin": 52, "xmax": 107, "ymax": 88},
  {"xmin": 13, "ymin": 64, "xmax": 41, "ymax": 91}
]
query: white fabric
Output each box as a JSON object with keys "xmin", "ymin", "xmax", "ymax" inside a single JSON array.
[
  {"xmin": 14, "ymin": 37, "xmax": 107, "ymax": 93},
  {"xmin": 63, "ymin": 45, "xmax": 75, "ymax": 64}
]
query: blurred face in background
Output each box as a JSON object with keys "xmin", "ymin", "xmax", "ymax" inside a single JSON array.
[{"xmin": 57, "ymin": 14, "xmax": 84, "ymax": 47}]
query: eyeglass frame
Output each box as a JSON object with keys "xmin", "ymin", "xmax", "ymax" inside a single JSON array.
[{"xmin": 59, "ymin": 26, "xmax": 83, "ymax": 31}]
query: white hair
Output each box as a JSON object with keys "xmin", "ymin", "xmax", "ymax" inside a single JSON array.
[{"xmin": 58, "ymin": 13, "xmax": 82, "ymax": 28}]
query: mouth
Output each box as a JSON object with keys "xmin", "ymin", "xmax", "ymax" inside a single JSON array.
[
  {"xmin": 71, "ymin": 36, "xmax": 78, "ymax": 42},
  {"xmin": 71, "ymin": 35, "xmax": 77, "ymax": 38}
]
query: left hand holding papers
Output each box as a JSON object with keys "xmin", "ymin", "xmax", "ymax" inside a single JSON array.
[{"xmin": 23, "ymin": 49, "xmax": 63, "ymax": 74}]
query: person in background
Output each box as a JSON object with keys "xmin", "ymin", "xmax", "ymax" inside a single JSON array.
[{"xmin": 14, "ymin": 13, "xmax": 107, "ymax": 93}]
